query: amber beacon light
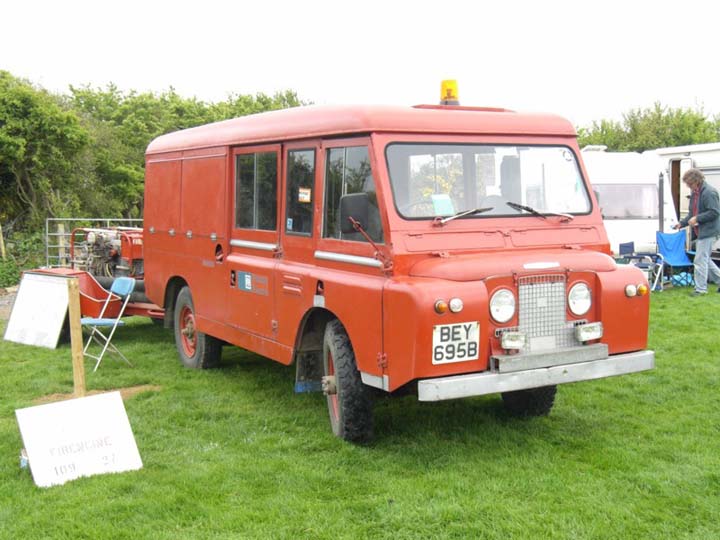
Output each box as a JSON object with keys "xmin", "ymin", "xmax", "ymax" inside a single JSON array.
[{"xmin": 440, "ymin": 80, "xmax": 460, "ymax": 105}]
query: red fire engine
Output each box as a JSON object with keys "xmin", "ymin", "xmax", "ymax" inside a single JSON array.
[{"xmin": 143, "ymin": 82, "xmax": 654, "ymax": 442}]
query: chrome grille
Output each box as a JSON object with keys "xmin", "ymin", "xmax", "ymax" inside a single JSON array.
[{"xmin": 518, "ymin": 274, "xmax": 577, "ymax": 352}]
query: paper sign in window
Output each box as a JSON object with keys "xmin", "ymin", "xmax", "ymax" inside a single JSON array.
[
  {"xmin": 431, "ymin": 194, "xmax": 455, "ymax": 216},
  {"xmin": 298, "ymin": 188, "xmax": 312, "ymax": 203}
]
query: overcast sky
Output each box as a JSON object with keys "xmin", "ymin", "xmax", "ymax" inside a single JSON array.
[{"xmin": 2, "ymin": 0, "xmax": 717, "ymax": 128}]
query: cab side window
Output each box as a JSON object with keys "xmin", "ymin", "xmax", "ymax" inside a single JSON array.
[
  {"xmin": 235, "ymin": 152, "xmax": 277, "ymax": 230},
  {"xmin": 286, "ymin": 150, "xmax": 315, "ymax": 235},
  {"xmin": 323, "ymin": 146, "xmax": 383, "ymax": 243}
]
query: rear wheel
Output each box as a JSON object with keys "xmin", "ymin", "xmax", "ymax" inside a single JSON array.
[
  {"xmin": 174, "ymin": 286, "xmax": 221, "ymax": 369},
  {"xmin": 501, "ymin": 385, "xmax": 557, "ymax": 417},
  {"xmin": 322, "ymin": 320, "xmax": 373, "ymax": 443}
]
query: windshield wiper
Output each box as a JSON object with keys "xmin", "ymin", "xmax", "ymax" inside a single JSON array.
[
  {"xmin": 505, "ymin": 201, "xmax": 574, "ymax": 222},
  {"xmin": 433, "ymin": 207, "xmax": 494, "ymax": 226}
]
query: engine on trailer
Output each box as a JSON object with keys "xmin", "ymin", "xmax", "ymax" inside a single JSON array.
[{"xmin": 71, "ymin": 228, "xmax": 144, "ymax": 278}]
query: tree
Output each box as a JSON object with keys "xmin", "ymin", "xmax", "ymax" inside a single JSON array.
[
  {"xmin": 577, "ymin": 103, "xmax": 720, "ymax": 152},
  {"xmin": 0, "ymin": 71, "xmax": 88, "ymax": 229},
  {"xmin": 70, "ymin": 85, "xmax": 306, "ymax": 217}
]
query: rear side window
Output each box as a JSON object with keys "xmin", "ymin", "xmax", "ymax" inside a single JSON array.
[
  {"xmin": 235, "ymin": 152, "xmax": 277, "ymax": 230},
  {"xmin": 286, "ymin": 150, "xmax": 315, "ymax": 235},
  {"xmin": 323, "ymin": 146, "xmax": 383, "ymax": 243}
]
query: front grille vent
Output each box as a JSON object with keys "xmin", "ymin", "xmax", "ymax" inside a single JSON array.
[{"xmin": 496, "ymin": 274, "xmax": 580, "ymax": 353}]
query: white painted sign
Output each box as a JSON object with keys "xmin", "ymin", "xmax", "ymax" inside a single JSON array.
[
  {"xmin": 15, "ymin": 392, "xmax": 143, "ymax": 487},
  {"xmin": 3, "ymin": 272, "xmax": 70, "ymax": 348}
]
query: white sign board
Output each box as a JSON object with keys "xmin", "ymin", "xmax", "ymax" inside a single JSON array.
[
  {"xmin": 3, "ymin": 272, "xmax": 70, "ymax": 348},
  {"xmin": 16, "ymin": 392, "xmax": 143, "ymax": 487}
]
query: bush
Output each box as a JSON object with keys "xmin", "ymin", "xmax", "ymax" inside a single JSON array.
[
  {"xmin": 0, "ymin": 258, "xmax": 20, "ymax": 288},
  {"xmin": 0, "ymin": 230, "xmax": 45, "ymax": 287}
]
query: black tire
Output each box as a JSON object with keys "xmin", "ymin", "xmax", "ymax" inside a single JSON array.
[
  {"xmin": 501, "ymin": 385, "xmax": 557, "ymax": 417},
  {"xmin": 322, "ymin": 320, "xmax": 373, "ymax": 443},
  {"xmin": 173, "ymin": 286, "xmax": 221, "ymax": 369}
]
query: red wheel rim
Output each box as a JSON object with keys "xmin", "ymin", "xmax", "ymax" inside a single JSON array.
[
  {"xmin": 327, "ymin": 350, "xmax": 339, "ymax": 421},
  {"xmin": 179, "ymin": 305, "xmax": 197, "ymax": 357}
]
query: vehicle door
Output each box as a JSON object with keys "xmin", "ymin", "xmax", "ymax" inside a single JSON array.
[
  {"xmin": 274, "ymin": 142, "xmax": 321, "ymax": 346},
  {"xmin": 225, "ymin": 144, "xmax": 281, "ymax": 338}
]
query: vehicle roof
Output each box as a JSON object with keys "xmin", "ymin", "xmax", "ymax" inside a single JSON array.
[
  {"xmin": 146, "ymin": 104, "xmax": 577, "ymax": 154},
  {"xmin": 654, "ymin": 141, "xmax": 720, "ymax": 155}
]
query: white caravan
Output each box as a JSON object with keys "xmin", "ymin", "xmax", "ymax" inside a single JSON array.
[
  {"xmin": 654, "ymin": 142, "xmax": 720, "ymax": 254},
  {"xmin": 582, "ymin": 146, "xmax": 677, "ymax": 255}
]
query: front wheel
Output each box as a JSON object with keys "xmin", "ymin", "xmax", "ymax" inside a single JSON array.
[
  {"xmin": 322, "ymin": 320, "xmax": 373, "ymax": 443},
  {"xmin": 501, "ymin": 385, "xmax": 557, "ymax": 417},
  {"xmin": 174, "ymin": 286, "xmax": 221, "ymax": 369}
]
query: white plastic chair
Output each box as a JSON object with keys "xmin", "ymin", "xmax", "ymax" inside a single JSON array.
[{"xmin": 81, "ymin": 277, "xmax": 136, "ymax": 371}]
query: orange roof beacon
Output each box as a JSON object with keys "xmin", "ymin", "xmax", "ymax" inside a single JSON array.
[{"xmin": 143, "ymin": 88, "xmax": 654, "ymax": 443}]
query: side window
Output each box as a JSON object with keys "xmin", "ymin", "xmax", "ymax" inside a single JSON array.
[
  {"xmin": 286, "ymin": 149, "xmax": 315, "ymax": 235},
  {"xmin": 323, "ymin": 146, "xmax": 383, "ymax": 243},
  {"xmin": 235, "ymin": 152, "xmax": 277, "ymax": 230}
]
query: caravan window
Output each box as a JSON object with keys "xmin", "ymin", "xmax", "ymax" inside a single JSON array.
[{"xmin": 595, "ymin": 183, "xmax": 658, "ymax": 219}]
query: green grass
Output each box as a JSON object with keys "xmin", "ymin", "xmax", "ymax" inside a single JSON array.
[{"xmin": 1, "ymin": 288, "xmax": 719, "ymax": 539}]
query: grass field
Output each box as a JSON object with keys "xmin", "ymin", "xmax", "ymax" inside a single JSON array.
[{"xmin": 1, "ymin": 287, "xmax": 718, "ymax": 539}]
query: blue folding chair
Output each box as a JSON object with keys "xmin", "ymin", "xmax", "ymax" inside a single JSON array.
[
  {"xmin": 656, "ymin": 231, "xmax": 694, "ymax": 288},
  {"xmin": 81, "ymin": 277, "xmax": 136, "ymax": 371},
  {"xmin": 617, "ymin": 241, "xmax": 663, "ymax": 291}
]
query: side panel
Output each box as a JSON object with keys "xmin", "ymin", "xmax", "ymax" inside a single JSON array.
[
  {"xmin": 277, "ymin": 263, "xmax": 385, "ymax": 373},
  {"xmin": 597, "ymin": 266, "xmax": 650, "ymax": 355},
  {"xmin": 179, "ymin": 149, "xmax": 228, "ymax": 325},
  {"xmin": 143, "ymin": 155, "xmax": 182, "ymax": 306},
  {"xmin": 382, "ymin": 277, "xmax": 490, "ymax": 391}
]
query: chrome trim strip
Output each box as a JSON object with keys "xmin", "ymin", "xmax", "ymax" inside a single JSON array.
[
  {"xmin": 230, "ymin": 239, "xmax": 277, "ymax": 251},
  {"xmin": 314, "ymin": 250, "xmax": 382, "ymax": 268},
  {"xmin": 418, "ymin": 350, "xmax": 654, "ymax": 401}
]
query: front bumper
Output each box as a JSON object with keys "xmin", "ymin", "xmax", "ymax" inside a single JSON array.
[{"xmin": 417, "ymin": 349, "xmax": 654, "ymax": 401}]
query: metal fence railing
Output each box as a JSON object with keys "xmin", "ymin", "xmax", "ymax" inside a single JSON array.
[{"xmin": 45, "ymin": 218, "xmax": 143, "ymax": 269}]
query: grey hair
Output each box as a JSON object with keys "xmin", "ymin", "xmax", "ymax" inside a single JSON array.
[{"xmin": 682, "ymin": 168, "xmax": 705, "ymax": 185}]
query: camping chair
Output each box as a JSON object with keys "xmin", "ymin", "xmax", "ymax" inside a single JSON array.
[
  {"xmin": 655, "ymin": 231, "xmax": 694, "ymax": 288},
  {"xmin": 81, "ymin": 277, "xmax": 136, "ymax": 371},
  {"xmin": 617, "ymin": 241, "xmax": 663, "ymax": 291}
]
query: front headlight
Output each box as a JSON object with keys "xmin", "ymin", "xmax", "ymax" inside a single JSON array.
[
  {"xmin": 490, "ymin": 289, "xmax": 516, "ymax": 323},
  {"xmin": 568, "ymin": 283, "xmax": 592, "ymax": 315}
]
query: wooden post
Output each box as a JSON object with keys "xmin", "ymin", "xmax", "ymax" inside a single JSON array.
[
  {"xmin": 0, "ymin": 223, "xmax": 6, "ymax": 261},
  {"xmin": 67, "ymin": 278, "xmax": 86, "ymax": 397},
  {"xmin": 57, "ymin": 222, "xmax": 66, "ymax": 267}
]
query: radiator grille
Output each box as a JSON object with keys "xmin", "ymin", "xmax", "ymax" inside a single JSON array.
[{"xmin": 517, "ymin": 274, "xmax": 577, "ymax": 352}]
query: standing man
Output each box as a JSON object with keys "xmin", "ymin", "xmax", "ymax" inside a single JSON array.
[{"xmin": 673, "ymin": 168, "xmax": 720, "ymax": 295}]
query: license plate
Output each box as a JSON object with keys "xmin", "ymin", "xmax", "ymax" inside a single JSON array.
[{"xmin": 432, "ymin": 322, "xmax": 480, "ymax": 364}]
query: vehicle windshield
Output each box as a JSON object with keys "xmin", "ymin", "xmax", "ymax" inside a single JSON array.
[{"xmin": 386, "ymin": 143, "xmax": 591, "ymax": 219}]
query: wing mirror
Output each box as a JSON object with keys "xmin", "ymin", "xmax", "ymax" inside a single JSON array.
[{"xmin": 340, "ymin": 193, "xmax": 369, "ymax": 234}]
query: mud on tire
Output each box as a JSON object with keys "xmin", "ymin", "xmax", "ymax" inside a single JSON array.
[
  {"xmin": 323, "ymin": 319, "xmax": 374, "ymax": 443},
  {"xmin": 174, "ymin": 286, "xmax": 221, "ymax": 369}
]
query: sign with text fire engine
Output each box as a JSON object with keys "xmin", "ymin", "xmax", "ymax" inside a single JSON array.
[{"xmin": 16, "ymin": 392, "xmax": 143, "ymax": 487}]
